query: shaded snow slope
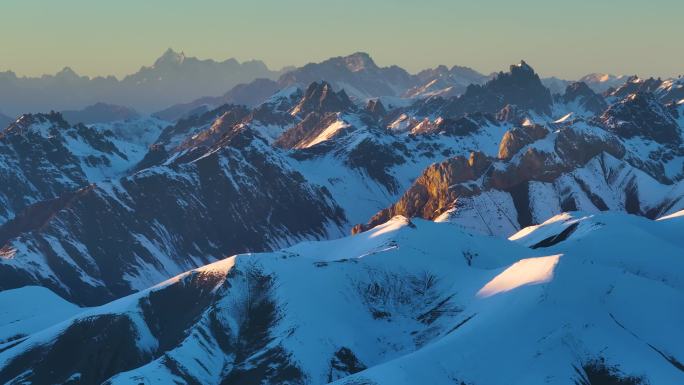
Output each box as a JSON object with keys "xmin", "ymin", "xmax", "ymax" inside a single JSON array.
[
  {"xmin": 0, "ymin": 113, "xmax": 167, "ymax": 224},
  {"xmin": 0, "ymin": 286, "xmax": 82, "ymax": 347},
  {"xmin": 2, "ymin": 213, "xmax": 683, "ymax": 384}
]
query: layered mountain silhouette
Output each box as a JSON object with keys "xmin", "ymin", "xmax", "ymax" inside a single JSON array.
[
  {"xmin": 2, "ymin": 50, "xmax": 635, "ymax": 121},
  {"xmin": 61, "ymin": 102, "xmax": 141, "ymax": 124},
  {"xmin": 0, "ymin": 49, "xmax": 282, "ymax": 115}
]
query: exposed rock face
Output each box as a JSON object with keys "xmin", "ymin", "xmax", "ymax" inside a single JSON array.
[
  {"xmin": 365, "ymin": 99, "xmax": 387, "ymax": 119},
  {"xmin": 484, "ymin": 61, "xmax": 553, "ymax": 115},
  {"xmin": 289, "ymin": 81, "xmax": 354, "ymax": 117},
  {"xmin": 657, "ymin": 78, "xmax": 684, "ymax": 104},
  {"xmin": 271, "ymin": 82, "xmax": 359, "ymax": 149},
  {"xmin": 355, "ymin": 122, "xmax": 631, "ymax": 233},
  {"xmin": 248, "ymin": 87, "xmax": 301, "ymax": 128},
  {"xmin": 498, "ymin": 124, "xmax": 549, "ymax": 160},
  {"xmin": 0, "ymin": 124, "xmax": 345, "ymax": 305},
  {"xmin": 0, "ymin": 112, "xmax": 156, "ymax": 224},
  {"xmin": 274, "ymin": 111, "xmax": 343, "ymax": 149},
  {"xmin": 488, "ymin": 125, "xmax": 625, "ymax": 191},
  {"xmin": 278, "ymin": 52, "xmax": 415, "ymax": 100},
  {"xmin": 496, "ymin": 104, "xmax": 525, "ymax": 123},
  {"xmin": 408, "ymin": 117, "xmax": 475, "ymax": 137},
  {"xmin": 600, "ymin": 92, "xmax": 681, "ymax": 144},
  {"xmin": 401, "ymin": 112, "xmax": 500, "ymax": 138},
  {"xmin": 411, "ymin": 61, "xmax": 553, "ymax": 118},
  {"xmin": 608, "ymin": 76, "xmax": 663, "ymax": 99},
  {"xmin": 554, "ymin": 124, "xmax": 626, "ymax": 164},
  {"xmin": 153, "ymin": 104, "xmax": 249, "ymax": 151},
  {"xmin": 353, "ymin": 151, "xmax": 492, "ymax": 233},
  {"xmin": 0, "ymin": 186, "xmax": 94, "ymax": 247},
  {"xmin": 175, "ymin": 107, "xmax": 251, "ymax": 150},
  {"xmin": 561, "ymin": 82, "xmax": 608, "ymax": 114},
  {"xmin": 345, "ymin": 138, "xmax": 406, "ymax": 193},
  {"xmin": 437, "ymin": 116, "xmax": 481, "ymax": 136}
]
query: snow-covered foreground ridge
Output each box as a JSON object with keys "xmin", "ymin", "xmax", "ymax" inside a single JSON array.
[{"xmin": 1, "ymin": 211, "xmax": 683, "ymax": 385}]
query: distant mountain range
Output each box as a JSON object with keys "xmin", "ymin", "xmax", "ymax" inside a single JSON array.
[
  {"xmin": 0, "ymin": 50, "xmax": 641, "ymax": 120},
  {"xmin": 61, "ymin": 103, "xmax": 141, "ymax": 125},
  {"xmin": 155, "ymin": 52, "xmax": 643, "ymax": 122},
  {"xmin": 0, "ymin": 49, "xmax": 283, "ymax": 116}
]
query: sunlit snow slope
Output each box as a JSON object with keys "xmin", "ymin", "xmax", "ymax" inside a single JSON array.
[{"xmin": 1, "ymin": 212, "xmax": 683, "ymax": 384}]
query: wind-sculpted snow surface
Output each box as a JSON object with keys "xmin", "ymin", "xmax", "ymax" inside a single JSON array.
[{"xmin": 1, "ymin": 213, "xmax": 683, "ymax": 384}]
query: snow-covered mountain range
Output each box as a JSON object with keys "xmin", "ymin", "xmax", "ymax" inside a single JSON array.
[
  {"xmin": 1, "ymin": 50, "xmax": 642, "ymax": 119},
  {"xmin": 0, "ymin": 55, "xmax": 682, "ymax": 384}
]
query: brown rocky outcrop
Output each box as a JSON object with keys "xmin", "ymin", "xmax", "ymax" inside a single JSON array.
[
  {"xmin": 497, "ymin": 124, "xmax": 549, "ymax": 160},
  {"xmin": 355, "ymin": 123, "xmax": 629, "ymax": 234},
  {"xmin": 352, "ymin": 151, "xmax": 492, "ymax": 234}
]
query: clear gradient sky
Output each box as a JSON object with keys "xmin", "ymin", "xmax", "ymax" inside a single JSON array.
[{"xmin": 1, "ymin": 0, "xmax": 682, "ymax": 79}]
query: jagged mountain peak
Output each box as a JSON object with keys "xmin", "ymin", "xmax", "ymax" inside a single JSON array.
[
  {"xmin": 341, "ymin": 51, "xmax": 377, "ymax": 72},
  {"xmin": 54, "ymin": 66, "xmax": 81, "ymax": 80},
  {"xmin": 414, "ymin": 60, "xmax": 552, "ymax": 117},
  {"xmin": 278, "ymin": 53, "xmax": 414, "ymax": 100},
  {"xmin": 154, "ymin": 48, "xmax": 187, "ymax": 67},
  {"xmin": 365, "ymin": 98, "xmax": 387, "ymax": 118},
  {"xmin": 656, "ymin": 77, "xmax": 684, "ymax": 104},
  {"xmin": 511, "ymin": 60, "xmax": 535, "ymax": 74},
  {"xmin": 561, "ymin": 81, "xmax": 608, "ymax": 114},
  {"xmin": 3, "ymin": 111, "xmax": 69, "ymax": 136},
  {"xmin": 564, "ymin": 81, "xmax": 594, "ymax": 97},
  {"xmin": 487, "ymin": 60, "xmax": 552, "ymax": 113},
  {"xmin": 600, "ymin": 91, "xmax": 680, "ymax": 144},
  {"xmin": 496, "ymin": 104, "xmax": 525, "ymax": 123},
  {"xmin": 608, "ymin": 76, "xmax": 663, "ymax": 99},
  {"xmin": 290, "ymin": 81, "xmax": 354, "ymax": 116},
  {"xmin": 499, "ymin": 60, "xmax": 540, "ymax": 81},
  {"xmin": 306, "ymin": 80, "xmax": 333, "ymax": 94}
]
